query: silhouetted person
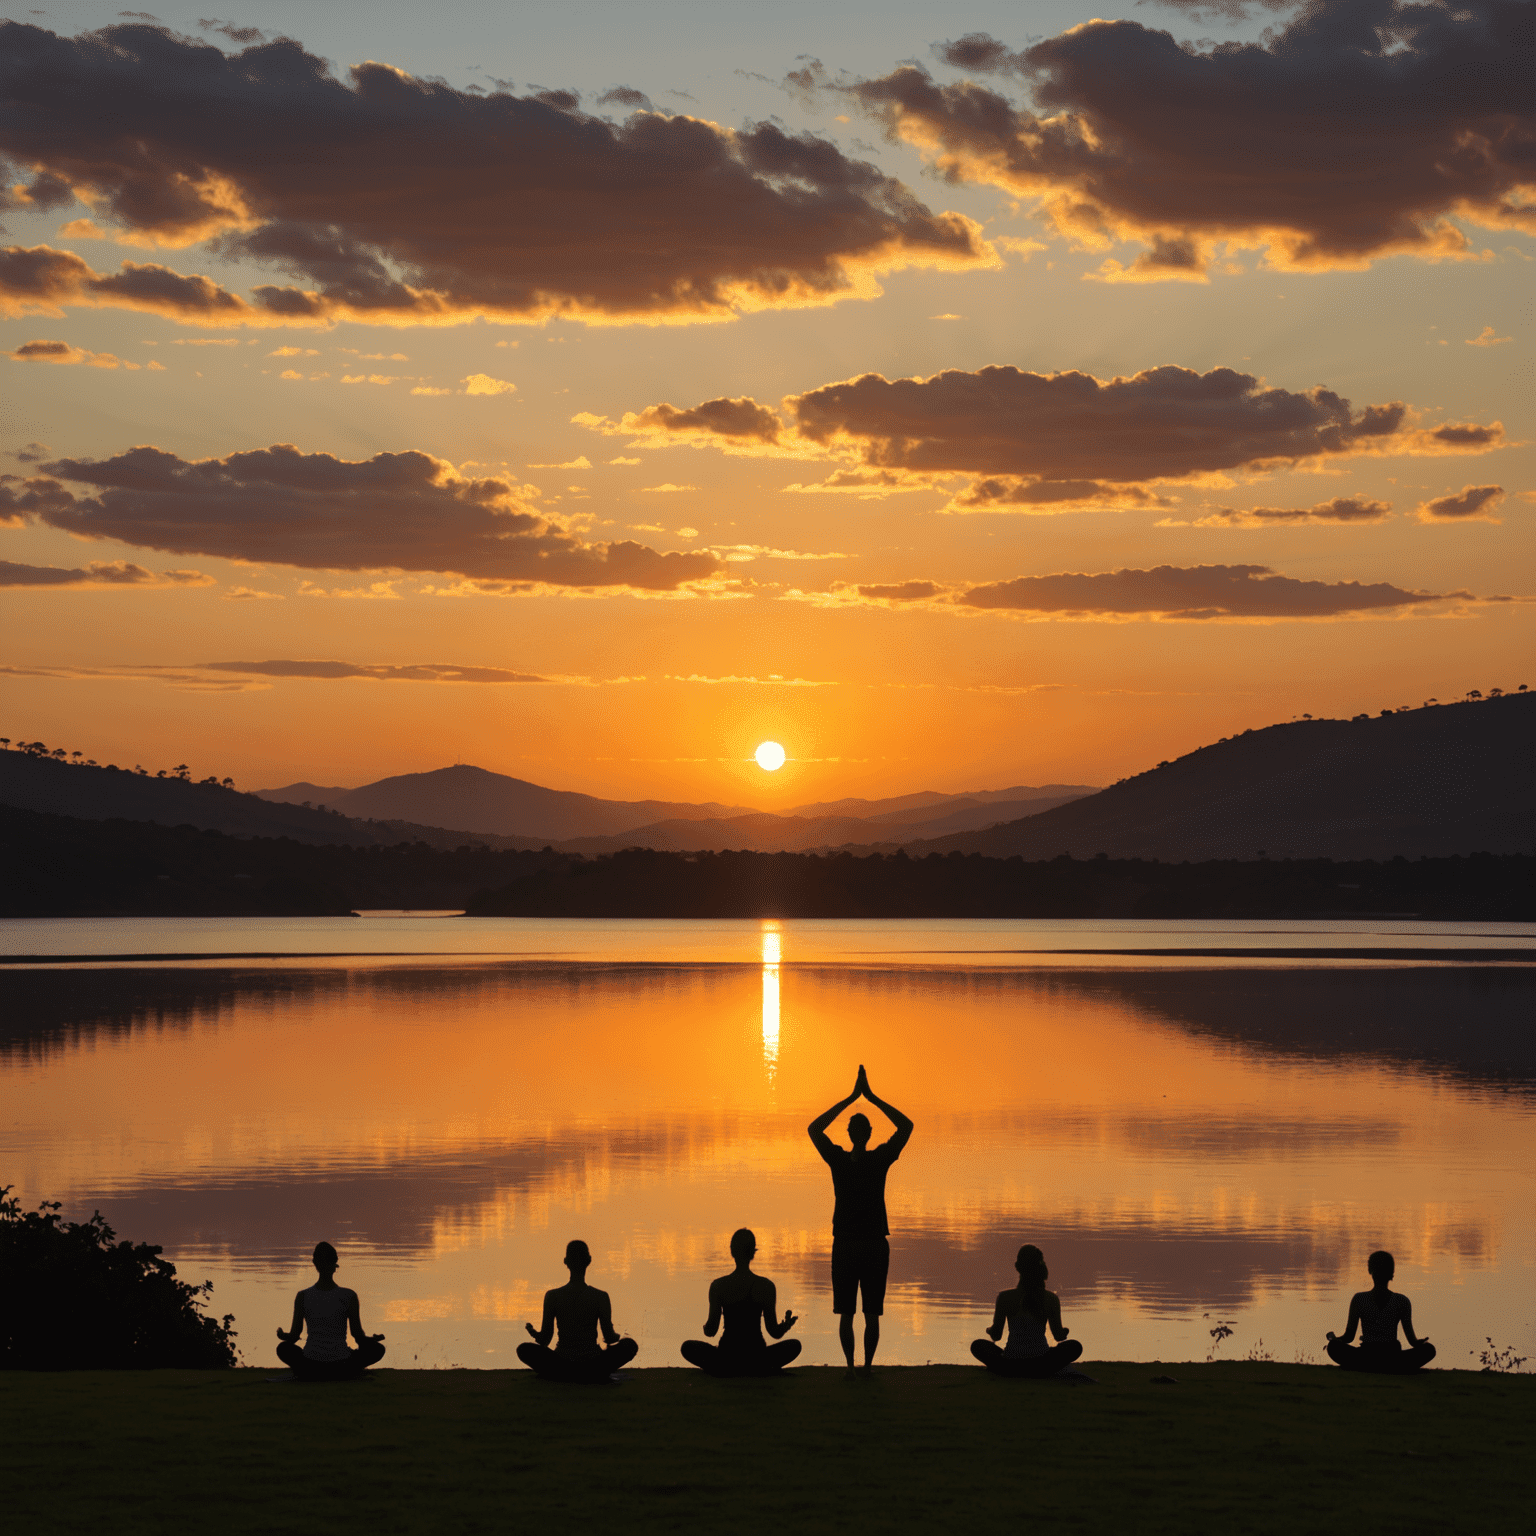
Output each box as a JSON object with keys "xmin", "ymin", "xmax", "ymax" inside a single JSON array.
[
  {"xmin": 275, "ymin": 1241, "xmax": 386, "ymax": 1379},
  {"xmin": 680, "ymin": 1228, "xmax": 802, "ymax": 1377},
  {"xmin": 517, "ymin": 1240, "xmax": 639, "ymax": 1383},
  {"xmin": 808, "ymin": 1063, "xmax": 914, "ymax": 1371},
  {"xmin": 970, "ymin": 1244, "xmax": 1085, "ymax": 1378},
  {"xmin": 1326, "ymin": 1250, "xmax": 1435, "ymax": 1372}
]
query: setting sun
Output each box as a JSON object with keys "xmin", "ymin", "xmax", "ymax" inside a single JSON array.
[{"xmin": 754, "ymin": 741, "xmax": 787, "ymax": 772}]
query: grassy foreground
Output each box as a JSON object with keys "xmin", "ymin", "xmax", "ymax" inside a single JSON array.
[{"xmin": 4, "ymin": 1363, "xmax": 1531, "ymax": 1534}]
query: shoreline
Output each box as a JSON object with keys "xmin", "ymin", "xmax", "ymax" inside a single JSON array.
[{"xmin": 5, "ymin": 1363, "xmax": 1529, "ymax": 1532}]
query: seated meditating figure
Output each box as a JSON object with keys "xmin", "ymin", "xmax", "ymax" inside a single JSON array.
[
  {"xmin": 970, "ymin": 1244, "xmax": 1085, "ymax": 1379},
  {"xmin": 275, "ymin": 1241, "xmax": 386, "ymax": 1379},
  {"xmin": 680, "ymin": 1228, "xmax": 802, "ymax": 1377},
  {"xmin": 517, "ymin": 1240, "xmax": 639, "ymax": 1384},
  {"xmin": 1326, "ymin": 1251, "xmax": 1435, "ymax": 1373}
]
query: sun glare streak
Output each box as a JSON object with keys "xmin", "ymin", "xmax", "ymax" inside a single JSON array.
[{"xmin": 761, "ymin": 923, "xmax": 781, "ymax": 1078}]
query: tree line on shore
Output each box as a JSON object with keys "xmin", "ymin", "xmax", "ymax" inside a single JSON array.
[{"xmin": 2, "ymin": 803, "xmax": 1529, "ymax": 920}]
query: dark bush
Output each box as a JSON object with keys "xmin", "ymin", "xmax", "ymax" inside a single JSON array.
[{"xmin": 0, "ymin": 1187, "xmax": 237, "ymax": 1369}]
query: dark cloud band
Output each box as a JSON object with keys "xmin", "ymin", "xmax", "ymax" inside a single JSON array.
[
  {"xmin": 0, "ymin": 21, "xmax": 991, "ymax": 326},
  {"xmin": 5, "ymin": 445, "xmax": 722, "ymax": 591},
  {"xmin": 823, "ymin": 0, "xmax": 1534, "ymax": 277}
]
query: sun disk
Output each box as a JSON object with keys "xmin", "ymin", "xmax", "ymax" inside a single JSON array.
[{"xmin": 754, "ymin": 741, "xmax": 787, "ymax": 771}]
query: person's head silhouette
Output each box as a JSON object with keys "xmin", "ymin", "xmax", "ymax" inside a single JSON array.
[
  {"xmin": 312, "ymin": 1241, "xmax": 338, "ymax": 1277},
  {"xmin": 730, "ymin": 1228, "xmax": 757, "ymax": 1263},
  {"xmin": 564, "ymin": 1240, "xmax": 592, "ymax": 1277},
  {"xmin": 1367, "ymin": 1250, "xmax": 1395, "ymax": 1283},
  {"xmin": 847, "ymin": 1112, "xmax": 872, "ymax": 1150}
]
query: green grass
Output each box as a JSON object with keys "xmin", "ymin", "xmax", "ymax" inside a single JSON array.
[{"xmin": 4, "ymin": 1363, "xmax": 1531, "ymax": 1534}]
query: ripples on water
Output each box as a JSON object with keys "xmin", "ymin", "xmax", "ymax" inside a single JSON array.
[{"xmin": 3, "ymin": 917, "xmax": 1532, "ymax": 1368}]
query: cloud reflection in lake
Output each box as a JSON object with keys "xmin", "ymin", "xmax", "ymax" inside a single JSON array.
[{"xmin": 2, "ymin": 933, "xmax": 1531, "ymax": 1366}]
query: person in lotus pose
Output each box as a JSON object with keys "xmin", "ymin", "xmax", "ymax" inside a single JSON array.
[
  {"xmin": 680, "ymin": 1228, "xmax": 802, "ymax": 1377},
  {"xmin": 517, "ymin": 1240, "xmax": 639, "ymax": 1383},
  {"xmin": 1326, "ymin": 1250, "xmax": 1435, "ymax": 1373},
  {"xmin": 970, "ymin": 1244, "xmax": 1085, "ymax": 1379},
  {"xmin": 808, "ymin": 1063, "xmax": 914, "ymax": 1371},
  {"xmin": 275, "ymin": 1241, "xmax": 386, "ymax": 1380}
]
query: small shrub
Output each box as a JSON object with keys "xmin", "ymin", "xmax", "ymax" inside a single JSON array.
[
  {"xmin": 1293, "ymin": 1346, "xmax": 1319, "ymax": 1366},
  {"xmin": 1473, "ymin": 1339, "xmax": 1530, "ymax": 1374},
  {"xmin": 0, "ymin": 1186, "xmax": 237, "ymax": 1369},
  {"xmin": 1204, "ymin": 1314, "xmax": 1236, "ymax": 1361},
  {"xmin": 1244, "ymin": 1337, "xmax": 1275, "ymax": 1362}
]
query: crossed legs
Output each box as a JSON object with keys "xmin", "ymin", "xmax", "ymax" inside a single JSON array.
[
  {"xmin": 276, "ymin": 1338, "xmax": 386, "ymax": 1379},
  {"xmin": 1326, "ymin": 1339, "xmax": 1436, "ymax": 1373},
  {"xmin": 516, "ymin": 1339, "xmax": 638, "ymax": 1382},
  {"xmin": 679, "ymin": 1339, "xmax": 802, "ymax": 1376},
  {"xmin": 970, "ymin": 1338, "xmax": 1084, "ymax": 1377}
]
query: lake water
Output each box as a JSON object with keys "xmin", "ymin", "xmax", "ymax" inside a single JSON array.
[{"xmin": 3, "ymin": 916, "xmax": 1533, "ymax": 1371}]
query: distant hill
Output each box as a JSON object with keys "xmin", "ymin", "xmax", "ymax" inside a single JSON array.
[
  {"xmin": 0, "ymin": 754, "xmax": 551, "ymax": 852},
  {"xmin": 787, "ymin": 785, "xmax": 1096, "ymax": 821},
  {"xmin": 253, "ymin": 763, "xmax": 1096, "ymax": 849},
  {"xmin": 255, "ymin": 763, "xmax": 757, "ymax": 841},
  {"xmin": 554, "ymin": 791, "xmax": 1094, "ymax": 855},
  {"xmin": 903, "ymin": 694, "xmax": 1535, "ymax": 862}
]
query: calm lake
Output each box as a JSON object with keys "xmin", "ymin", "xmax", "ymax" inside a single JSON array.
[{"xmin": 4, "ymin": 917, "xmax": 1533, "ymax": 1370}]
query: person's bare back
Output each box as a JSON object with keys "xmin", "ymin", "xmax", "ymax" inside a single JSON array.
[{"xmin": 544, "ymin": 1278, "xmax": 611, "ymax": 1356}]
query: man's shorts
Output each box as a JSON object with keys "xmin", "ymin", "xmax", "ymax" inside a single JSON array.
[{"xmin": 831, "ymin": 1236, "xmax": 890, "ymax": 1316}]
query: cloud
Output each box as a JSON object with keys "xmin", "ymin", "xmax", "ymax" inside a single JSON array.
[
  {"xmin": 268, "ymin": 346, "xmax": 319, "ymax": 357},
  {"xmin": 1181, "ymin": 495, "xmax": 1395, "ymax": 526},
  {"xmin": 1465, "ymin": 326, "xmax": 1512, "ymax": 347},
  {"xmin": 527, "ymin": 456, "xmax": 591, "ymax": 469},
  {"xmin": 1416, "ymin": 484, "xmax": 1505, "ymax": 522},
  {"xmin": 593, "ymin": 363, "xmax": 1504, "ymax": 509},
  {"xmin": 0, "ymin": 20, "xmax": 993, "ymax": 328},
  {"xmin": 638, "ymin": 482, "xmax": 697, "ymax": 493},
  {"xmin": 580, "ymin": 396, "xmax": 785, "ymax": 448},
  {"xmin": 8, "ymin": 444, "xmax": 722, "ymax": 591},
  {"xmin": 819, "ymin": 0, "xmax": 1533, "ymax": 278},
  {"xmin": 781, "ymin": 469, "xmax": 929, "ymax": 496},
  {"xmin": 956, "ymin": 564, "xmax": 1459, "ymax": 618},
  {"xmin": 223, "ymin": 585, "xmax": 284, "ymax": 600},
  {"xmin": 198, "ymin": 660, "xmax": 548, "ymax": 683},
  {"xmin": 463, "ymin": 373, "xmax": 515, "ymax": 396},
  {"xmin": 0, "ymin": 244, "xmax": 251, "ymax": 322},
  {"xmin": 849, "ymin": 580, "xmax": 944, "ymax": 604},
  {"xmin": 0, "ymin": 558, "xmax": 211, "ymax": 587},
  {"xmin": 7, "ymin": 337, "xmax": 137, "ymax": 368}
]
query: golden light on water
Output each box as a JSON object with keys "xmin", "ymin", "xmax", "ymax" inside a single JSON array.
[
  {"xmin": 754, "ymin": 741, "xmax": 787, "ymax": 771},
  {"xmin": 761, "ymin": 922, "xmax": 781, "ymax": 1077}
]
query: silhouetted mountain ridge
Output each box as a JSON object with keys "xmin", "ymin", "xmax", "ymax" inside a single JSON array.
[{"xmin": 903, "ymin": 694, "xmax": 1534, "ymax": 862}]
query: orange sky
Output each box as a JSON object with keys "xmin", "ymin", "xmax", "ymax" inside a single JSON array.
[{"xmin": 2, "ymin": 1, "xmax": 1530, "ymax": 803}]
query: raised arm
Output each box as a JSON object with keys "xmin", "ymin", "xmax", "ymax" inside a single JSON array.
[
  {"xmin": 597, "ymin": 1288, "xmax": 620, "ymax": 1346},
  {"xmin": 763, "ymin": 1278, "xmax": 798, "ymax": 1340},
  {"xmin": 702, "ymin": 1278, "xmax": 724, "ymax": 1338},
  {"xmin": 860, "ymin": 1068, "xmax": 914, "ymax": 1156},
  {"xmin": 1328, "ymin": 1292, "xmax": 1364, "ymax": 1346},
  {"xmin": 276, "ymin": 1290, "xmax": 305, "ymax": 1345},
  {"xmin": 1399, "ymin": 1295, "xmax": 1427, "ymax": 1348},
  {"xmin": 346, "ymin": 1291, "xmax": 384, "ymax": 1347},
  {"xmin": 1045, "ymin": 1291, "xmax": 1069, "ymax": 1341},
  {"xmin": 808, "ymin": 1073, "xmax": 864, "ymax": 1157},
  {"xmin": 525, "ymin": 1289, "xmax": 557, "ymax": 1346},
  {"xmin": 986, "ymin": 1292, "xmax": 1008, "ymax": 1343}
]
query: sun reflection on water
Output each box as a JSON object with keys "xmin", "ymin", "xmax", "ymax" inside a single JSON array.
[{"xmin": 761, "ymin": 922, "xmax": 781, "ymax": 1077}]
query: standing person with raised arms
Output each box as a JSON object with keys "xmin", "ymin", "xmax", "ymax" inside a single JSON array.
[{"xmin": 808, "ymin": 1064, "xmax": 914, "ymax": 1373}]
